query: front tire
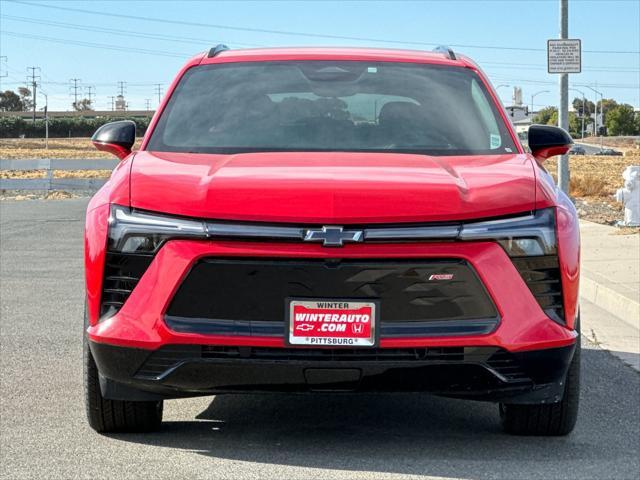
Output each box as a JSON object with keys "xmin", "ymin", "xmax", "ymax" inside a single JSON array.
[
  {"xmin": 499, "ymin": 332, "xmax": 580, "ymax": 436},
  {"xmin": 83, "ymin": 309, "xmax": 163, "ymax": 433}
]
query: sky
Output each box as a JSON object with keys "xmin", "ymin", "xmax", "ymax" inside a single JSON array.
[{"xmin": 0, "ymin": 0, "xmax": 638, "ymax": 112}]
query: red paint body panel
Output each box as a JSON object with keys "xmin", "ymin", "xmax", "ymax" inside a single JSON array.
[
  {"xmin": 87, "ymin": 240, "xmax": 576, "ymax": 352},
  {"xmin": 129, "ymin": 151, "xmax": 537, "ymax": 223}
]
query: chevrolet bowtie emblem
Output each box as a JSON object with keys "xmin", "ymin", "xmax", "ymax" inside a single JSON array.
[{"xmin": 304, "ymin": 226, "xmax": 364, "ymax": 247}]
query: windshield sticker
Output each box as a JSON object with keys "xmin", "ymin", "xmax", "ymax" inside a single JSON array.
[
  {"xmin": 490, "ymin": 134, "xmax": 501, "ymax": 149},
  {"xmin": 367, "ymin": 67, "xmax": 378, "ymax": 73}
]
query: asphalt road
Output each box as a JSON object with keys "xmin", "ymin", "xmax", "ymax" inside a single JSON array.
[
  {"xmin": 574, "ymin": 142, "xmax": 603, "ymax": 155},
  {"xmin": 1, "ymin": 198, "xmax": 639, "ymax": 480}
]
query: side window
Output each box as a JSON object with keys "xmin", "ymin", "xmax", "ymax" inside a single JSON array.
[{"xmin": 471, "ymin": 79, "xmax": 501, "ymax": 150}]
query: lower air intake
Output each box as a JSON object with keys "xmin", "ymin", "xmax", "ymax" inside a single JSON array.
[{"xmin": 511, "ymin": 255, "xmax": 565, "ymax": 323}]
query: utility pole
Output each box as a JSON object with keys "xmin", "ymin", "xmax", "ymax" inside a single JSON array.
[
  {"xmin": 85, "ymin": 85, "xmax": 95, "ymax": 108},
  {"xmin": 557, "ymin": 0, "xmax": 570, "ymax": 194},
  {"xmin": 69, "ymin": 78, "xmax": 81, "ymax": 109},
  {"xmin": 531, "ymin": 90, "xmax": 550, "ymax": 114},
  {"xmin": 569, "ymin": 88, "xmax": 586, "ymax": 140},
  {"xmin": 154, "ymin": 84, "xmax": 163, "ymax": 105},
  {"xmin": 40, "ymin": 91, "xmax": 49, "ymax": 149},
  {"xmin": 585, "ymin": 85, "xmax": 604, "ymax": 151},
  {"xmin": 0, "ymin": 57, "xmax": 7, "ymax": 89},
  {"xmin": 117, "ymin": 81, "xmax": 126, "ymax": 97},
  {"xmin": 144, "ymin": 98, "xmax": 151, "ymax": 111},
  {"xmin": 27, "ymin": 66, "xmax": 41, "ymax": 122},
  {"xmin": 108, "ymin": 96, "xmax": 115, "ymax": 111}
]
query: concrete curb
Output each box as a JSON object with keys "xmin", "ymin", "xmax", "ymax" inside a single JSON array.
[{"xmin": 581, "ymin": 274, "xmax": 640, "ymax": 327}]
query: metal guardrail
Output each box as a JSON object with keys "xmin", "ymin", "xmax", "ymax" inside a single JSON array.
[{"xmin": 0, "ymin": 158, "xmax": 119, "ymax": 191}]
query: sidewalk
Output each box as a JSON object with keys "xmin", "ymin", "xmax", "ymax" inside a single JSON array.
[{"xmin": 579, "ymin": 220, "xmax": 639, "ymax": 370}]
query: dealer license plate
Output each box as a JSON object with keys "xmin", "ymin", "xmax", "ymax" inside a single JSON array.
[{"xmin": 287, "ymin": 299, "xmax": 377, "ymax": 347}]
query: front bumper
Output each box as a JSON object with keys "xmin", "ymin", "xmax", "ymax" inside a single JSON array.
[
  {"xmin": 88, "ymin": 239, "xmax": 576, "ymax": 351},
  {"xmin": 90, "ymin": 340, "xmax": 576, "ymax": 403},
  {"xmin": 87, "ymin": 239, "xmax": 578, "ymax": 403}
]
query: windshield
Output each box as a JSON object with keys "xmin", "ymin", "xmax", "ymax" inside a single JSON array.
[{"xmin": 147, "ymin": 61, "xmax": 518, "ymax": 156}]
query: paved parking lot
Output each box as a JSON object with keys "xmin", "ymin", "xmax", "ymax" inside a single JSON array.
[{"xmin": 1, "ymin": 198, "xmax": 639, "ymax": 480}]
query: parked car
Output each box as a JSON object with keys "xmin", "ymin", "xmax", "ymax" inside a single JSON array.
[
  {"xmin": 84, "ymin": 46, "xmax": 580, "ymax": 436},
  {"xmin": 569, "ymin": 146, "xmax": 586, "ymax": 155},
  {"xmin": 599, "ymin": 148, "xmax": 623, "ymax": 156}
]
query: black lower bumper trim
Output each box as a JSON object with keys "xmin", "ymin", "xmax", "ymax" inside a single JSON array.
[{"xmin": 89, "ymin": 341, "xmax": 576, "ymax": 404}]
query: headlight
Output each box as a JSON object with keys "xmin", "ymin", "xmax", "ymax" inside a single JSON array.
[
  {"xmin": 459, "ymin": 208, "xmax": 556, "ymax": 257},
  {"xmin": 108, "ymin": 205, "xmax": 207, "ymax": 253}
]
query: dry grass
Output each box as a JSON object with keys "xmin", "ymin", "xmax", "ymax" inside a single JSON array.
[
  {"xmin": 0, "ymin": 137, "xmax": 142, "ymax": 159},
  {"xmin": 53, "ymin": 169, "xmax": 113, "ymax": 178},
  {"xmin": 0, "ymin": 169, "xmax": 112, "ymax": 179},
  {"xmin": 612, "ymin": 226, "xmax": 640, "ymax": 235},
  {"xmin": 570, "ymin": 175, "xmax": 609, "ymax": 197},
  {"xmin": 0, "ymin": 169, "xmax": 46, "ymax": 179},
  {"xmin": 585, "ymin": 136, "xmax": 639, "ymax": 149},
  {"xmin": 546, "ymin": 154, "xmax": 632, "ymax": 199}
]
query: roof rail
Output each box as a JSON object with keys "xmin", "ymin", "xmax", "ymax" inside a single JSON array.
[
  {"xmin": 207, "ymin": 44, "xmax": 229, "ymax": 58},
  {"xmin": 433, "ymin": 45, "xmax": 457, "ymax": 60}
]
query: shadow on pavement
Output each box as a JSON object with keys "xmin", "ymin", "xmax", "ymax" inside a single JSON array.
[{"xmin": 111, "ymin": 348, "xmax": 640, "ymax": 479}]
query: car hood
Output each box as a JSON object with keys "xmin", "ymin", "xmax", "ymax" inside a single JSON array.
[{"xmin": 129, "ymin": 151, "xmax": 537, "ymax": 224}]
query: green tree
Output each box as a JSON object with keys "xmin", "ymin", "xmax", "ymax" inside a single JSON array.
[
  {"xmin": 568, "ymin": 112, "xmax": 583, "ymax": 138},
  {"xmin": 73, "ymin": 98, "xmax": 94, "ymax": 111},
  {"xmin": 0, "ymin": 90, "xmax": 24, "ymax": 111},
  {"xmin": 572, "ymin": 97, "xmax": 595, "ymax": 117},
  {"xmin": 17, "ymin": 87, "xmax": 33, "ymax": 111},
  {"xmin": 546, "ymin": 110, "xmax": 582, "ymax": 138},
  {"xmin": 598, "ymin": 98, "xmax": 618, "ymax": 118},
  {"xmin": 533, "ymin": 106, "xmax": 557, "ymax": 125},
  {"xmin": 605, "ymin": 104, "xmax": 637, "ymax": 136}
]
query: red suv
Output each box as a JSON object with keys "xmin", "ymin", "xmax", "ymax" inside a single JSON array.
[{"xmin": 84, "ymin": 46, "xmax": 580, "ymax": 436}]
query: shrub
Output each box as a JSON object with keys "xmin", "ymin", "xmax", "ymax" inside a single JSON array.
[{"xmin": 0, "ymin": 115, "xmax": 152, "ymax": 138}]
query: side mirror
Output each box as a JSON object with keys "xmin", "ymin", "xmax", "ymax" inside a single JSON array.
[
  {"xmin": 91, "ymin": 120, "xmax": 136, "ymax": 160},
  {"xmin": 528, "ymin": 124, "xmax": 573, "ymax": 162}
]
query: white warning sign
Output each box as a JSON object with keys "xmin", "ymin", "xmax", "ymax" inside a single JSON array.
[{"xmin": 547, "ymin": 39, "xmax": 581, "ymax": 74}]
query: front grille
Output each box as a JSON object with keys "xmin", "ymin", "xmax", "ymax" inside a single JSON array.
[
  {"xmin": 166, "ymin": 258, "xmax": 498, "ymax": 328},
  {"xmin": 134, "ymin": 344, "xmax": 530, "ymax": 383},
  {"xmin": 511, "ymin": 255, "xmax": 565, "ymax": 323},
  {"xmin": 100, "ymin": 252, "xmax": 154, "ymax": 318}
]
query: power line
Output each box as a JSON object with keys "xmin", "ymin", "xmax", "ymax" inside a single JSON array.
[
  {"xmin": 3, "ymin": 14, "xmax": 638, "ymax": 74},
  {"xmin": 8, "ymin": 0, "xmax": 640, "ymax": 55},
  {"xmin": 1, "ymin": 31, "xmax": 187, "ymax": 59},
  {"xmin": 2, "ymin": 24, "xmax": 638, "ymax": 82},
  {"xmin": 0, "ymin": 14, "xmax": 263, "ymax": 48}
]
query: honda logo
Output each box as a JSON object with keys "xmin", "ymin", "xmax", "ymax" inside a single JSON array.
[
  {"xmin": 304, "ymin": 226, "xmax": 364, "ymax": 247},
  {"xmin": 352, "ymin": 324, "xmax": 364, "ymax": 334}
]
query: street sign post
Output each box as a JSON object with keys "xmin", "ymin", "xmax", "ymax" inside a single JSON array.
[
  {"xmin": 548, "ymin": 8, "xmax": 581, "ymax": 195},
  {"xmin": 547, "ymin": 39, "xmax": 581, "ymax": 74}
]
